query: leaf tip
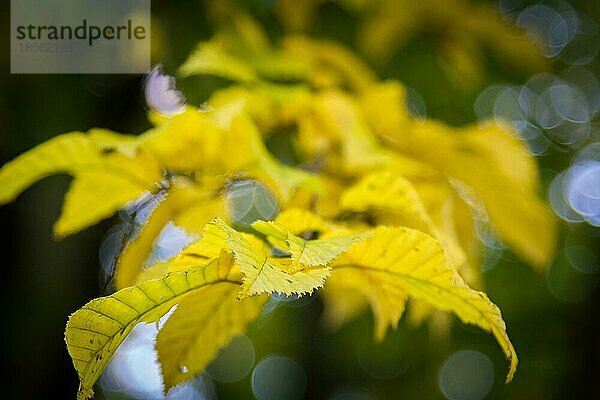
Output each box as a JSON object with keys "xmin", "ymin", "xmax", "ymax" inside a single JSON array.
[
  {"xmin": 505, "ymin": 349, "xmax": 518, "ymax": 383},
  {"xmin": 77, "ymin": 384, "xmax": 94, "ymax": 400}
]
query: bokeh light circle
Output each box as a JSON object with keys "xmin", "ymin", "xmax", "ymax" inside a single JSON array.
[
  {"xmin": 226, "ymin": 179, "xmax": 279, "ymax": 230},
  {"xmin": 252, "ymin": 355, "xmax": 307, "ymax": 400},
  {"xmin": 438, "ymin": 350, "xmax": 494, "ymax": 400},
  {"xmin": 206, "ymin": 335, "xmax": 256, "ymax": 383}
]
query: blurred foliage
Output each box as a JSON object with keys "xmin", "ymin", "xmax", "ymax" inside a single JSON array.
[{"xmin": 0, "ymin": 0, "xmax": 599, "ymax": 399}]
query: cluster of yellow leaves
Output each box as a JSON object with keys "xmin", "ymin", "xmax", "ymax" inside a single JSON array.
[
  {"xmin": 275, "ymin": 0, "xmax": 547, "ymax": 88},
  {"xmin": 0, "ymin": 6, "xmax": 556, "ymax": 399}
]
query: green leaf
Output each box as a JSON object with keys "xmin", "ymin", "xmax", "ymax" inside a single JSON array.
[{"xmin": 65, "ymin": 257, "xmax": 241, "ymax": 400}]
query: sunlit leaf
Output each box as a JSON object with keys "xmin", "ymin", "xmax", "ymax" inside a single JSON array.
[
  {"xmin": 115, "ymin": 185, "xmax": 218, "ymax": 289},
  {"xmin": 65, "ymin": 257, "xmax": 241, "ymax": 400},
  {"xmin": 0, "ymin": 133, "xmax": 99, "ymax": 204},
  {"xmin": 340, "ymin": 169, "xmax": 434, "ymax": 233},
  {"xmin": 252, "ymin": 220, "xmax": 367, "ymax": 268},
  {"xmin": 282, "ymin": 36, "xmax": 377, "ymax": 91},
  {"xmin": 56, "ymin": 172, "xmax": 151, "ymax": 238},
  {"xmin": 0, "ymin": 132, "xmax": 164, "ymax": 237},
  {"xmin": 328, "ymin": 226, "xmax": 518, "ymax": 381},
  {"xmin": 229, "ymin": 115, "xmax": 323, "ymax": 201},
  {"xmin": 274, "ymin": 208, "xmax": 328, "ymax": 235},
  {"xmin": 211, "ymin": 218, "xmax": 331, "ymax": 297},
  {"xmin": 138, "ymin": 109, "xmax": 224, "ymax": 172},
  {"xmin": 55, "ymin": 151, "xmax": 163, "ymax": 237},
  {"xmin": 157, "ymin": 277, "xmax": 266, "ymax": 390},
  {"xmin": 381, "ymin": 118, "xmax": 556, "ymax": 269}
]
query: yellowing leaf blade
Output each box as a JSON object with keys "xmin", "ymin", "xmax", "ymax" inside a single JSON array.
[
  {"xmin": 178, "ymin": 40, "xmax": 257, "ymax": 83},
  {"xmin": 252, "ymin": 219, "xmax": 367, "ymax": 267},
  {"xmin": 115, "ymin": 186, "xmax": 212, "ymax": 289},
  {"xmin": 213, "ymin": 219, "xmax": 331, "ymax": 297},
  {"xmin": 138, "ymin": 109, "xmax": 223, "ymax": 172},
  {"xmin": 274, "ymin": 208, "xmax": 328, "ymax": 235},
  {"xmin": 65, "ymin": 259, "xmax": 239, "ymax": 400},
  {"xmin": 0, "ymin": 133, "xmax": 101, "ymax": 204},
  {"xmin": 157, "ymin": 284, "xmax": 266, "ymax": 391},
  {"xmin": 340, "ymin": 169, "xmax": 434, "ymax": 233},
  {"xmin": 55, "ymin": 172, "xmax": 148, "ymax": 238},
  {"xmin": 54, "ymin": 149, "xmax": 164, "ymax": 237},
  {"xmin": 288, "ymin": 235, "xmax": 365, "ymax": 267},
  {"xmin": 331, "ymin": 226, "xmax": 518, "ymax": 381}
]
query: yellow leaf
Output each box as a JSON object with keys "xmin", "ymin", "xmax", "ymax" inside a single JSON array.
[
  {"xmin": 212, "ymin": 219, "xmax": 331, "ymax": 297},
  {"xmin": 340, "ymin": 170, "xmax": 434, "ymax": 233},
  {"xmin": 54, "ymin": 151, "xmax": 163, "ymax": 237},
  {"xmin": 229, "ymin": 115, "xmax": 322, "ymax": 201},
  {"xmin": 356, "ymin": 0, "xmax": 546, "ymax": 77},
  {"xmin": 87, "ymin": 128, "xmax": 139, "ymax": 157},
  {"xmin": 0, "ymin": 132, "xmax": 164, "ymax": 237},
  {"xmin": 0, "ymin": 133, "xmax": 101, "ymax": 204},
  {"xmin": 177, "ymin": 39, "xmax": 257, "ymax": 83},
  {"xmin": 314, "ymin": 92, "xmax": 393, "ymax": 174},
  {"xmin": 382, "ymin": 119, "xmax": 556, "ymax": 269},
  {"xmin": 175, "ymin": 196, "xmax": 227, "ymax": 235},
  {"xmin": 252, "ymin": 220, "xmax": 367, "ymax": 268},
  {"xmin": 320, "ymin": 278, "xmax": 369, "ymax": 331},
  {"xmin": 274, "ymin": 208, "xmax": 328, "ymax": 235},
  {"xmin": 444, "ymin": 122, "xmax": 557, "ymax": 269},
  {"xmin": 340, "ymin": 170, "xmax": 468, "ymax": 270},
  {"xmin": 55, "ymin": 172, "xmax": 152, "ymax": 238},
  {"xmin": 359, "ymin": 81, "xmax": 411, "ymax": 137},
  {"xmin": 325, "ymin": 265, "xmax": 407, "ymax": 340},
  {"xmin": 115, "ymin": 185, "xmax": 218, "ymax": 289},
  {"xmin": 329, "ymin": 226, "xmax": 518, "ymax": 381},
  {"xmin": 138, "ymin": 109, "xmax": 223, "ymax": 172},
  {"xmin": 282, "ymin": 36, "xmax": 377, "ymax": 92},
  {"xmin": 463, "ymin": 121, "xmax": 541, "ymax": 192},
  {"xmin": 134, "ymin": 221, "xmax": 235, "ymax": 284},
  {"xmin": 156, "ymin": 281, "xmax": 266, "ymax": 391},
  {"xmin": 65, "ymin": 257, "xmax": 242, "ymax": 400}
]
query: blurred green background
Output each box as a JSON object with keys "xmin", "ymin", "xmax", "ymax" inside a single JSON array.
[{"xmin": 1, "ymin": 0, "xmax": 599, "ymax": 399}]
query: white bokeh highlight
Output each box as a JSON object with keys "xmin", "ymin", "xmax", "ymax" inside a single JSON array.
[{"xmin": 144, "ymin": 65, "xmax": 186, "ymax": 117}]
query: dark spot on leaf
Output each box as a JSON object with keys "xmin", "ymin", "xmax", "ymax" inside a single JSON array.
[{"xmin": 300, "ymin": 230, "xmax": 319, "ymax": 240}]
